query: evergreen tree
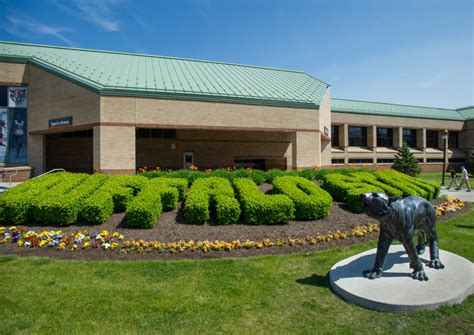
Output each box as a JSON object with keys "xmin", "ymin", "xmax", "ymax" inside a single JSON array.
[{"xmin": 392, "ymin": 142, "xmax": 421, "ymax": 176}]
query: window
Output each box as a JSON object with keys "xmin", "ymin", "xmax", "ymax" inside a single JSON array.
[
  {"xmin": 426, "ymin": 130, "xmax": 439, "ymax": 148},
  {"xmin": 348, "ymin": 126, "xmax": 367, "ymax": 147},
  {"xmin": 0, "ymin": 86, "xmax": 7, "ymax": 107},
  {"xmin": 348, "ymin": 158, "xmax": 373, "ymax": 164},
  {"xmin": 136, "ymin": 128, "xmax": 176, "ymax": 139},
  {"xmin": 427, "ymin": 158, "xmax": 444, "ymax": 163},
  {"xmin": 403, "ymin": 128, "xmax": 417, "ymax": 148},
  {"xmin": 331, "ymin": 125, "xmax": 340, "ymax": 147},
  {"xmin": 377, "ymin": 158, "xmax": 394, "ymax": 164},
  {"xmin": 449, "ymin": 158, "xmax": 465, "ymax": 163},
  {"xmin": 376, "ymin": 128, "xmax": 393, "ymax": 147},
  {"xmin": 331, "ymin": 158, "xmax": 344, "ymax": 164},
  {"xmin": 448, "ymin": 132, "xmax": 459, "ymax": 148}
]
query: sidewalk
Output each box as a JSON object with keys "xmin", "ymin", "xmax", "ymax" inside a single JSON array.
[{"xmin": 440, "ymin": 186, "xmax": 474, "ymax": 202}]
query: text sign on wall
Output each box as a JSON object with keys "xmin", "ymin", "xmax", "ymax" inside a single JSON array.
[{"xmin": 49, "ymin": 117, "xmax": 73, "ymax": 128}]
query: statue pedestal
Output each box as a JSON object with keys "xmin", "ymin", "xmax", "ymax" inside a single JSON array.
[{"xmin": 329, "ymin": 245, "xmax": 473, "ymax": 312}]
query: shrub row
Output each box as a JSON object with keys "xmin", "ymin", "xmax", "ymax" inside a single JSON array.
[
  {"xmin": 184, "ymin": 177, "xmax": 241, "ymax": 225},
  {"xmin": 126, "ymin": 177, "xmax": 188, "ymax": 228},
  {"xmin": 321, "ymin": 170, "xmax": 440, "ymax": 211},
  {"xmin": 321, "ymin": 174, "xmax": 385, "ymax": 211},
  {"xmin": 376, "ymin": 170, "xmax": 440, "ymax": 200},
  {"xmin": 141, "ymin": 167, "xmax": 373, "ymax": 185},
  {"xmin": 81, "ymin": 175, "xmax": 149, "ymax": 224},
  {"xmin": 272, "ymin": 176, "xmax": 332, "ymax": 220},
  {"xmin": 31, "ymin": 173, "xmax": 90, "ymax": 223},
  {"xmin": 0, "ymin": 172, "xmax": 68, "ymax": 224},
  {"xmin": 233, "ymin": 178, "xmax": 294, "ymax": 224},
  {"xmin": 34, "ymin": 174, "xmax": 110, "ymax": 225}
]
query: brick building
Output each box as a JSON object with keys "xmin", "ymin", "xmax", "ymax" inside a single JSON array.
[{"xmin": 0, "ymin": 41, "xmax": 472, "ymax": 178}]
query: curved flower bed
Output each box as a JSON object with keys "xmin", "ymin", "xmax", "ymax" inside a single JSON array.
[
  {"xmin": 434, "ymin": 196, "xmax": 464, "ymax": 218},
  {"xmin": 0, "ymin": 198, "xmax": 464, "ymax": 255}
]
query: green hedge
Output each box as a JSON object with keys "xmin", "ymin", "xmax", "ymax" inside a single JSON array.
[
  {"xmin": 31, "ymin": 173, "xmax": 89, "ymax": 223},
  {"xmin": 322, "ymin": 169, "xmax": 440, "ymax": 212},
  {"xmin": 31, "ymin": 174, "xmax": 110, "ymax": 225},
  {"xmin": 184, "ymin": 177, "xmax": 240, "ymax": 225},
  {"xmin": 0, "ymin": 172, "xmax": 67, "ymax": 224},
  {"xmin": 233, "ymin": 178, "xmax": 294, "ymax": 224},
  {"xmin": 321, "ymin": 174, "xmax": 384, "ymax": 211},
  {"xmin": 272, "ymin": 176, "xmax": 332, "ymax": 220},
  {"xmin": 125, "ymin": 178, "xmax": 185, "ymax": 229},
  {"xmin": 81, "ymin": 175, "xmax": 148, "ymax": 224}
]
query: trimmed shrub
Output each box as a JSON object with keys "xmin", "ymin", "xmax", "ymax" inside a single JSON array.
[
  {"xmin": 374, "ymin": 171, "xmax": 427, "ymax": 198},
  {"xmin": 0, "ymin": 172, "xmax": 67, "ymax": 224},
  {"xmin": 126, "ymin": 179, "xmax": 173, "ymax": 229},
  {"xmin": 184, "ymin": 177, "xmax": 240, "ymax": 225},
  {"xmin": 378, "ymin": 169, "xmax": 439, "ymax": 199},
  {"xmin": 31, "ymin": 173, "xmax": 89, "ymax": 223},
  {"xmin": 321, "ymin": 173, "xmax": 384, "ymax": 211},
  {"xmin": 81, "ymin": 175, "xmax": 148, "ymax": 224},
  {"xmin": 31, "ymin": 174, "xmax": 110, "ymax": 225},
  {"xmin": 272, "ymin": 176, "xmax": 332, "ymax": 219},
  {"xmin": 350, "ymin": 172, "xmax": 404, "ymax": 198},
  {"xmin": 233, "ymin": 178, "xmax": 294, "ymax": 224}
]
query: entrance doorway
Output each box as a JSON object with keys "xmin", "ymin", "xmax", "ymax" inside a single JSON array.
[{"xmin": 183, "ymin": 152, "xmax": 194, "ymax": 169}]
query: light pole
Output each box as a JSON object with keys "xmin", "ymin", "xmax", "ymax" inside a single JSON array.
[{"xmin": 441, "ymin": 129, "xmax": 448, "ymax": 186}]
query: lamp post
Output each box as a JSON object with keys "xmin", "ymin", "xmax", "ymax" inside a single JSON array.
[{"xmin": 441, "ymin": 130, "xmax": 448, "ymax": 186}]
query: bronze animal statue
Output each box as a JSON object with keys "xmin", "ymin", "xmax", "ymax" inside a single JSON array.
[{"xmin": 360, "ymin": 192, "xmax": 444, "ymax": 281}]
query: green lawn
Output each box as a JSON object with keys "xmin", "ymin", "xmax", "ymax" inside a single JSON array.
[
  {"xmin": 418, "ymin": 172, "xmax": 444, "ymax": 185},
  {"xmin": 1, "ymin": 207, "xmax": 473, "ymax": 334}
]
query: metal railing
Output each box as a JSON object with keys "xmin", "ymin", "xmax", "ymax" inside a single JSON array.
[{"xmin": 31, "ymin": 168, "xmax": 66, "ymax": 180}]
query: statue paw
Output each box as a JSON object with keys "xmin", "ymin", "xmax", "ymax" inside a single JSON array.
[
  {"xmin": 427, "ymin": 259, "xmax": 445, "ymax": 269},
  {"xmin": 411, "ymin": 269, "xmax": 428, "ymax": 281},
  {"xmin": 363, "ymin": 269, "xmax": 382, "ymax": 280}
]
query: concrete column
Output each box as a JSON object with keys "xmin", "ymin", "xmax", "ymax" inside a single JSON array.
[
  {"xmin": 394, "ymin": 127, "xmax": 403, "ymax": 149},
  {"xmin": 368, "ymin": 126, "xmax": 377, "ymax": 150},
  {"xmin": 292, "ymin": 131, "xmax": 320, "ymax": 169},
  {"xmin": 417, "ymin": 128, "xmax": 426, "ymax": 163},
  {"xmin": 93, "ymin": 125, "xmax": 136, "ymax": 174},
  {"xmin": 342, "ymin": 123, "xmax": 349, "ymax": 164},
  {"xmin": 28, "ymin": 134, "xmax": 45, "ymax": 176}
]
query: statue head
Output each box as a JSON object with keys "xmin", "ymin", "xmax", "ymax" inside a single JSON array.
[{"xmin": 361, "ymin": 192, "xmax": 399, "ymax": 216}]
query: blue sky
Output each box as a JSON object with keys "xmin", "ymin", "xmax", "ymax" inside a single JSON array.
[{"xmin": 0, "ymin": 0, "xmax": 472, "ymax": 108}]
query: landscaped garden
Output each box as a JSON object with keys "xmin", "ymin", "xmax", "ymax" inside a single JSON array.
[
  {"xmin": 0, "ymin": 167, "xmax": 471, "ymax": 333},
  {"xmin": 0, "ymin": 167, "xmax": 460, "ymax": 261}
]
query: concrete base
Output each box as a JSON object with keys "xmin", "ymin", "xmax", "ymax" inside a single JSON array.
[{"xmin": 329, "ymin": 245, "xmax": 473, "ymax": 312}]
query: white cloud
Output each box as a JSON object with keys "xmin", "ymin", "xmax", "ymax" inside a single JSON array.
[
  {"xmin": 3, "ymin": 15, "xmax": 75, "ymax": 46},
  {"xmin": 51, "ymin": 0, "xmax": 121, "ymax": 32}
]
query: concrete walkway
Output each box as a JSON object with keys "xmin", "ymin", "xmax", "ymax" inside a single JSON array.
[{"xmin": 440, "ymin": 186, "xmax": 474, "ymax": 202}]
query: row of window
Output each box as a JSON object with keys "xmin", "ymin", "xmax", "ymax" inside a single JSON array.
[
  {"xmin": 331, "ymin": 158, "xmax": 465, "ymax": 164},
  {"xmin": 331, "ymin": 126, "xmax": 459, "ymax": 149}
]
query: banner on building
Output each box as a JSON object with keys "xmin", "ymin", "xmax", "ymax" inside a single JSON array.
[
  {"xmin": 7, "ymin": 108, "xmax": 27, "ymax": 164},
  {"xmin": 0, "ymin": 108, "xmax": 8, "ymax": 163},
  {"xmin": 8, "ymin": 87, "xmax": 28, "ymax": 108}
]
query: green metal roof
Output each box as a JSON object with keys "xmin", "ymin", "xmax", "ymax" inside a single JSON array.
[
  {"xmin": 0, "ymin": 41, "xmax": 329, "ymax": 109},
  {"xmin": 332, "ymin": 98, "xmax": 467, "ymax": 121},
  {"xmin": 456, "ymin": 106, "xmax": 474, "ymax": 120}
]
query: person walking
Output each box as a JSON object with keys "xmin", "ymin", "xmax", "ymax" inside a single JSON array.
[
  {"xmin": 446, "ymin": 169, "xmax": 459, "ymax": 190},
  {"xmin": 457, "ymin": 165, "xmax": 471, "ymax": 192}
]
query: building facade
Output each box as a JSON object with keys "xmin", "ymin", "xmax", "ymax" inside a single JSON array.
[{"xmin": 0, "ymin": 41, "xmax": 472, "ymax": 179}]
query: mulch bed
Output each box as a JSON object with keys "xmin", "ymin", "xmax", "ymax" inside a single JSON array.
[{"xmin": 0, "ymin": 186, "xmax": 468, "ymax": 261}]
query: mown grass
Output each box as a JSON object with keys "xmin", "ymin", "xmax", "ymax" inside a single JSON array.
[{"xmin": 0, "ymin": 207, "xmax": 473, "ymax": 334}]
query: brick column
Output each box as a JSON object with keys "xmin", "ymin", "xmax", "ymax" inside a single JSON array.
[
  {"xmin": 393, "ymin": 127, "xmax": 403, "ymax": 149},
  {"xmin": 93, "ymin": 125, "xmax": 136, "ymax": 174},
  {"xmin": 28, "ymin": 134, "xmax": 45, "ymax": 176},
  {"xmin": 292, "ymin": 131, "xmax": 320, "ymax": 169},
  {"xmin": 368, "ymin": 126, "xmax": 377, "ymax": 163}
]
